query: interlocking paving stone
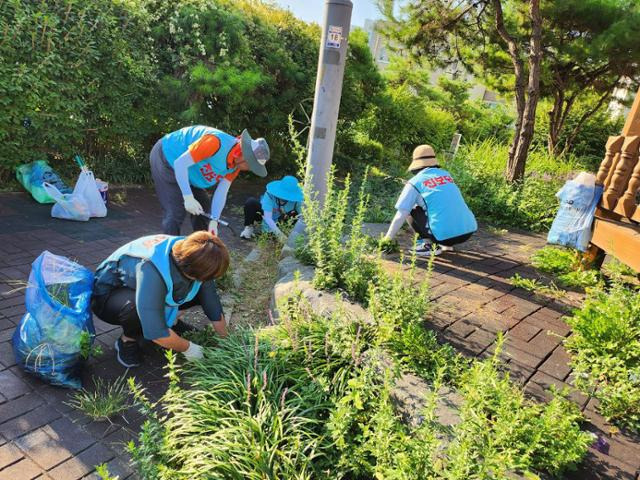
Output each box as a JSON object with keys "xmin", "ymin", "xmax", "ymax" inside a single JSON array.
[
  {"xmin": 538, "ymin": 345, "xmax": 572, "ymax": 381},
  {"xmin": 0, "ymin": 392, "xmax": 44, "ymax": 424},
  {"xmin": 1, "ymin": 405, "xmax": 63, "ymax": 440},
  {"xmin": 0, "ymin": 457, "xmax": 43, "ymax": 479},
  {"xmin": 14, "ymin": 429, "xmax": 71, "ymax": 470},
  {"xmin": 0, "ymin": 443, "xmax": 23, "ymax": 469},
  {"xmin": 48, "ymin": 443, "xmax": 115, "ymax": 480},
  {"xmin": 42, "ymin": 418, "xmax": 96, "ymax": 454}
]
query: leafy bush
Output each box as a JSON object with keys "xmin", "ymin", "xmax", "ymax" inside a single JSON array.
[
  {"xmin": 447, "ymin": 141, "xmax": 587, "ymax": 232},
  {"xmin": 2, "ymin": 0, "xmax": 385, "ymax": 183},
  {"xmin": 533, "ymin": 96, "xmax": 625, "ymax": 168},
  {"xmin": 0, "ymin": 0, "xmax": 159, "ymax": 183},
  {"xmin": 565, "ymin": 283, "xmax": 640, "ymax": 433}
]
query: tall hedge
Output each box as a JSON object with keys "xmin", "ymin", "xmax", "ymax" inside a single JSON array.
[
  {"xmin": 1, "ymin": 0, "xmax": 471, "ymax": 185},
  {"xmin": 0, "ymin": 0, "xmax": 160, "ymax": 183}
]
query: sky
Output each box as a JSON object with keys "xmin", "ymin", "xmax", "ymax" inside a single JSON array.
[{"xmin": 272, "ymin": 0, "xmax": 383, "ymax": 29}]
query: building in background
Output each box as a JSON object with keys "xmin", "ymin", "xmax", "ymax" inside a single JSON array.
[{"xmin": 363, "ymin": 19, "xmax": 499, "ymax": 104}]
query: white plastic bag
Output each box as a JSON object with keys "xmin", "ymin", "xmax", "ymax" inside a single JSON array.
[
  {"xmin": 547, "ymin": 172, "xmax": 603, "ymax": 251},
  {"xmin": 74, "ymin": 169, "xmax": 107, "ymax": 217},
  {"xmin": 43, "ymin": 182, "xmax": 90, "ymax": 221}
]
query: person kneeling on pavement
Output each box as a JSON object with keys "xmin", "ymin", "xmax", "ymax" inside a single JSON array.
[
  {"xmin": 240, "ymin": 176, "xmax": 303, "ymax": 242},
  {"xmin": 91, "ymin": 231, "xmax": 229, "ymax": 367},
  {"xmin": 383, "ymin": 144, "xmax": 477, "ymax": 256}
]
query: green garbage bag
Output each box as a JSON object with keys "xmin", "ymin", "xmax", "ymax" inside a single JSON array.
[{"xmin": 16, "ymin": 160, "xmax": 71, "ymax": 204}]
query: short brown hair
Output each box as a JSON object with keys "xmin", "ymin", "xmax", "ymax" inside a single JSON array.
[{"xmin": 172, "ymin": 231, "xmax": 230, "ymax": 282}]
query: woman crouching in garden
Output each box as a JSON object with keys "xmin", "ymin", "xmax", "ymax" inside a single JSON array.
[{"xmin": 91, "ymin": 231, "xmax": 229, "ymax": 367}]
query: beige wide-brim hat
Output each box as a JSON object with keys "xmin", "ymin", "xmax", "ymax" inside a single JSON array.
[
  {"xmin": 407, "ymin": 144, "xmax": 438, "ymax": 171},
  {"xmin": 240, "ymin": 129, "xmax": 269, "ymax": 178}
]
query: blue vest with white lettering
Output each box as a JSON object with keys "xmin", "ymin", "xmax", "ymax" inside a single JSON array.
[
  {"xmin": 408, "ymin": 168, "xmax": 477, "ymax": 241},
  {"xmin": 161, "ymin": 126, "xmax": 238, "ymax": 189},
  {"xmin": 97, "ymin": 235, "xmax": 201, "ymax": 328}
]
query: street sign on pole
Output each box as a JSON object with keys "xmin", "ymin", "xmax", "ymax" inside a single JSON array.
[{"xmin": 289, "ymin": 0, "xmax": 353, "ymax": 244}]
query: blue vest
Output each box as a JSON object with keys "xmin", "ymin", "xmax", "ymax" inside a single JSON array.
[
  {"xmin": 408, "ymin": 168, "xmax": 477, "ymax": 241},
  {"xmin": 161, "ymin": 126, "xmax": 238, "ymax": 189},
  {"xmin": 96, "ymin": 235, "xmax": 201, "ymax": 327}
]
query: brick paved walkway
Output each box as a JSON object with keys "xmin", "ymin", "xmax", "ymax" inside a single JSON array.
[
  {"xmin": 384, "ymin": 228, "xmax": 640, "ymax": 480},
  {"xmin": 0, "ymin": 182, "xmax": 256, "ymax": 480}
]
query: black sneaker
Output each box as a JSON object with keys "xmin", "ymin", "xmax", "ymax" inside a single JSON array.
[
  {"xmin": 173, "ymin": 319, "xmax": 197, "ymax": 336},
  {"xmin": 114, "ymin": 338, "xmax": 142, "ymax": 368}
]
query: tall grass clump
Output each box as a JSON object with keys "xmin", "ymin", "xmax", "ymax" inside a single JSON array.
[
  {"xmin": 565, "ymin": 282, "xmax": 640, "ymax": 433},
  {"xmin": 447, "ymin": 140, "xmax": 587, "ymax": 232}
]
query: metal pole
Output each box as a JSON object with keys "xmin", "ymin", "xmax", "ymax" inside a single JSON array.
[
  {"xmin": 305, "ymin": 0, "xmax": 353, "ymax": 203},
  {"xmin": 289, "ymin": 0, "xmax": 353, "ymax": 245}
]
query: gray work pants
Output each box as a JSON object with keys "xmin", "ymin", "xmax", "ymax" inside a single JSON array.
[{"xmin": 149, "ymin": 139, "xmax": 210, "ymax": 235}]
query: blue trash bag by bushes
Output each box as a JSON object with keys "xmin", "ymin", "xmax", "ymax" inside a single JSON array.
[
  {"xmin": 547, "ymin": 172, "xmax": 603, "ymax": 252},
  {"xmin": 12, "ymin": 251, "xmax": 95, "ymax": 389}
]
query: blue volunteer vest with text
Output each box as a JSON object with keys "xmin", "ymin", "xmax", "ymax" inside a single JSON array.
[
  {"xmin": 161, "ymin": 126, "xmax": 238, "ymax": 189},
  {"xmin": 97, "ymin": 235, "xmax": 202, "ymax": 327},
  {"xmin": 408, "ymin": 168, "xmax": 477, "ymax": 241}
]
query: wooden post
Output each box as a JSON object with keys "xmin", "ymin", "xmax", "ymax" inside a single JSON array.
[
  {"xmin": 614, "ymin": 142, "xmax": 640, "ymax": 217},
  {"xmin": 601, "ymin": 136, "xmax": 640, "ymax": 210},
  {"xmin": 596, "ymin": 136, "xmax": 624, "ymax": 186}
]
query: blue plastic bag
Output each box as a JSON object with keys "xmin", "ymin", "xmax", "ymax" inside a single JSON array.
[
  {"xmin": 547, "ymin": 173, "xmax": 603, "ymax": 252},
  {"xmin": 12, "ymin": 251, "xmax": 95, "ymax": 389},
  {"xmin": 15, "ymin": 160, "xmax": 71, "ymax": 204}
]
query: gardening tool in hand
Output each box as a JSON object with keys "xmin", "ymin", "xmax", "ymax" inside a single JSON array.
[{"xmin": 199, "ymin": 213, "xmax": 238, "ymax": 236}]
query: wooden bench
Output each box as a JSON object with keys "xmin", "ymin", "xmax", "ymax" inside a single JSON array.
[{"xmin": 584, "ymin": 88, "xmax": 640, "ymax": 272}]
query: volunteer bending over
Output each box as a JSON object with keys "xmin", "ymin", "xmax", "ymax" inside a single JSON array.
[
  {"xmin": 150, "ymin": 125, "xmax": 270, "ymax": 235},
  {"xmin": 384, "ymin": 144, "xmax": 477, "ymax": 256},
  {"xmin": 240, "ymin": 176, "xmax": 303, "ymax": 242},
  {"xmin": 91, "ymin": 232, "xmax": 229, "ymax": 368}
]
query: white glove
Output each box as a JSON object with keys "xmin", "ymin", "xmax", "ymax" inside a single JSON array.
[
  {"xmin": 183, "ymin": 194, "xmax": 204, "ymax": 216},
  {"xmin": 183, "ymin": 341, "xmax": 203, "ymax": 361},
  {"xmin": 240, "ymin": 225, "xmax": 254, "ymax": 239},
  {"xmin": 209, "ymin": 219, "xmax": 218, "ymax": 236}
]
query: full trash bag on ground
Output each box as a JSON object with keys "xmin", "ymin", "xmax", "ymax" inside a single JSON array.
[
  {"xmin": 16, "ymin": 160, "xmax": 71, "ymax": 204},
  {"xmin": 12, "ymin": 251, "xmax": 95, "ymax": 389},
  {"xmin": 547, "ymin": 172, "xmax": 603, "ymax": 252}
]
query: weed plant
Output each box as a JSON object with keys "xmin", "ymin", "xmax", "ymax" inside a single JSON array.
[
  {"xmin": 531, "ymin": 246, "xmax": 601, "ymax": 290},
  {"xmin": 67, "ymin": 374, "xmax": 132, "ymax": 422},
  {"xmin": 299, "ymin": 167, "xmax": 380, "ymax": 304},
  {"xmin": 565, "ymin": 282, "xmax": 640, "ymax": 433}
]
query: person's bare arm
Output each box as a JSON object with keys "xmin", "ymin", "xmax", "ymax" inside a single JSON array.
[{"xmin": 153, "ymin": 329, "xmax": 190, "ymax": 351}]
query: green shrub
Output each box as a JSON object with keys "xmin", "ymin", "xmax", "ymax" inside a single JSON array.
[
  {"xmin": 0, "ymin": 0, "xmax": 160, "ymax": 183},
  {"xmin": 530, "ymin": 246, "xmax": 601, "ymax": 290},
  {"xmin": 446, "ymin": 140, "xmax": 587, "ymax": 232},
  {"xmin": 131, "ymin": 290, "xmax": 590, "ymax": 479},
  {"xmin": 565, "ymin": 283, "xmax": 640, "ymax": 433}
]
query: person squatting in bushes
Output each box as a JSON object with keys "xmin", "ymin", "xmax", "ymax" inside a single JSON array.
[
  {"xmin": 91, "ymin": 231, "xmax": 229, "ymax": 367},
  {"xmin": 240, "ymin": 175, "xmax": 303, "ymax": 243},
  {"xmin": 384, "ymin": 144, "xmax": 477, "ymax": 256}
]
